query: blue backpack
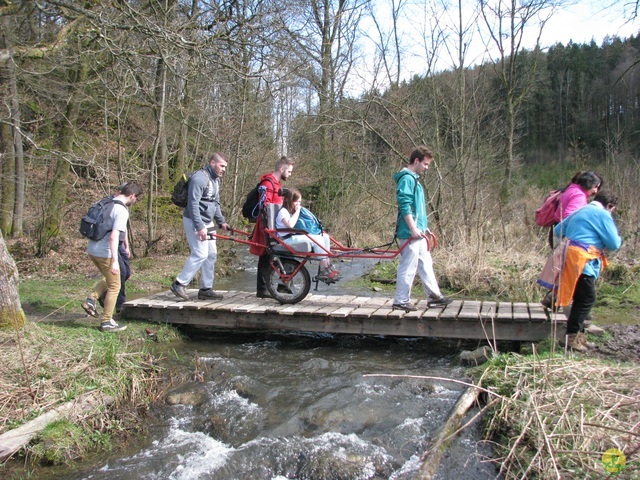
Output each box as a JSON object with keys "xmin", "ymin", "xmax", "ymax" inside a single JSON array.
[{"xmin": 294, "ymin": 207, "xmax": 324, "ymax": 235}]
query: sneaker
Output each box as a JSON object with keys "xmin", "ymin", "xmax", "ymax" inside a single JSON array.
[
  {"xmin": 198, "ymin": 288, "xmax": 223, "ymax": 300},
  {"xmin": 101, "ymin": 319, "xmax": 126, "ymax": 332},
  {"xmin": 392, "ymin": 302, "xmax": 418, "ymax": 312},
  {"xmin": 170, "ymin": 280, "xmax": 188, "ymax": 300},
  {"xmin": 427, "ymin": 296, "xmax": 453, "ymax": 307},
  {"xmin": 81, "ymin": 297, "xmax": 98, "ymax": 317}
]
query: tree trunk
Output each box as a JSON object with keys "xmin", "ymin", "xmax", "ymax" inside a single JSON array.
[
  {"xmin": 0, "ymin": 15, "xmax": 24, "ymax": 238},
  {"xmin": 0, "ymin": 230, "xmax": 26, "ymax": 329},
  {"xmin": 39, "ymin": 59, "xmax": 88, "ymax": 255}
]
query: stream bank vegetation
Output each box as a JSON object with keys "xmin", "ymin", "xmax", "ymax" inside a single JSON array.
[
  {"xmin": 0, "ymin": 319, "xmax": 184, "ymax": 477},
  {"xmin": 473, "ymin": 349, "xmax": 640, "ymax": 479}
]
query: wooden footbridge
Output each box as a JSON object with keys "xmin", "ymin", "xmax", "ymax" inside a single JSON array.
[{"xmin": 122, "ymin": 290, "xmax": 562, "ymax": 341}]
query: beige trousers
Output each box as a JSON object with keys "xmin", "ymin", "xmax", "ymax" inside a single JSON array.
[{"xmin": 88, "ymin": 255, "xmax": 121, "ymax": 323}]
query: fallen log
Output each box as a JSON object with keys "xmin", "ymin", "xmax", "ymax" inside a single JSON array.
[
  {"xmin": 415, "ymin": 385, "xmax": 481, "ymax": 479},
  {"xmin": 0, "ymin": 390, "xmax": 114, "ymax": 462}
]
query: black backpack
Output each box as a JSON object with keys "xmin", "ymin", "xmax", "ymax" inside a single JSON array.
[
  {"xmin": 241, "ymin": 177, "xmax": 278, "ymax": 222},
  {"xmin": 79, "ymin": 196, "xmax": 125, "ymax": 241},
  {"xmin": 171, "ymin": 170, "xmax": 201, "ymax": 208}
]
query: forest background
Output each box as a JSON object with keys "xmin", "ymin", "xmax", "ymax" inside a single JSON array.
[{"xmin": 1, "ymin": 0, "xmax": 640, "ymax": 307}]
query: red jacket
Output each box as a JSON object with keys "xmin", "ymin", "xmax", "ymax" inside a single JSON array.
[{"xmin": 249, "ymin": 173, "xmax": 283, "ymax": 256}]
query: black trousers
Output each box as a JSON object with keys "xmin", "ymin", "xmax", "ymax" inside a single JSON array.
[
  {"xmin": 566, "ymin": 274, "xmax": 596, "ymax": 334},
  {"xmin": 257, "ymin": 254, "xmax": 270, "ymax": 292}
]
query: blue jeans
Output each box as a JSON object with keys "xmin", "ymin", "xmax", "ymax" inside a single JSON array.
[
  {"xmin": 393, "ymin": 237, "xmax": 442, "ymax": 305},
  {"xmin": 176, "ymin": 216, "xmax": 217, "ymax": 289}
]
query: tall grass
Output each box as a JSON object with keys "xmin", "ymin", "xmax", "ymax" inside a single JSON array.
[
  {"xmin": 0, "ymin": 321, "xmax": 181, "ymax": 465},
  {"xmin": 475, "ymin": 352, "xmax": 640, "ymax": 479}
]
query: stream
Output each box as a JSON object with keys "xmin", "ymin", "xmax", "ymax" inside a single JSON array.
[{"xmin": 62, "ymin": 250, "xmax": 499, "ymax": 479}]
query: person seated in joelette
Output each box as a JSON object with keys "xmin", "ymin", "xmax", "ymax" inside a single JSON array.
[{"xmin": 275, "ymin": 188, "xmax": 339, "ymax": 282}]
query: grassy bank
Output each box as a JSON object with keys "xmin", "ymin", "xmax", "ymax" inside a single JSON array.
[
  {"xmin": 471, "ymin": 348, "xmax": 640, "ymax": 479},
  {"xmin": 0, "ymin": 319, "xmax": 184, "ymax": 478}
]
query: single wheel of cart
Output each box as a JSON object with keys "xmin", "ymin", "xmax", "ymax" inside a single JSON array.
[{"xmin": 266, "ymin": 256, "xmax": 311, "ymax": 304}]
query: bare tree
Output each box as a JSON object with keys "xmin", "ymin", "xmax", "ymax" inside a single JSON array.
[
  {"xmin": 479, "ymin": 0, "xmax": 556, "ymax": 199},
  {"xmin": 0, "ymin": 11, "xmax": 26, "ymax": 238}
]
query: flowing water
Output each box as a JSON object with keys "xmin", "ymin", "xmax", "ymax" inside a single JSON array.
[{"xmin": 62, "ymin": 252, "xmax": 498, "ymax": 479}]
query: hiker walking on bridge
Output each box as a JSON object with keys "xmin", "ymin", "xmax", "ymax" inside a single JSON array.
[
  {"xmin": 250, "ymin": 156, "xmax": 295, "ymax": 298},
  {"xmin": 392, "ymin": 146, "xmax": 451, "ymax": 312},
  {"xmin": 171, "ymin": 153, "xmax": 230, "ymax": 301},
  {"xmin": 554, "ymin": 190, "xmax": 622, "ymax": 352},
  {"xmin": 82, "ymin": 181, "xmax": 142, "ymax": 332}
]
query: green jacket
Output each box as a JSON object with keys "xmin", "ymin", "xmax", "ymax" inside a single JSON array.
[{"xmin": 394, "ymin": 168, "xmax": 428, "ymax": 239}]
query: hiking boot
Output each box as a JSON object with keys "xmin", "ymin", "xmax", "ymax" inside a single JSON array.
[
  {"xmin": 101, "ymin": 319, "xmax": 126, "ymax": 332},
  {"xmin": 392, "ymin": 302, "xmax": 418, "ymax": 312},
  {"xmin": 170, "ymin": 280, "xmax": 188, "ymax": 300},
  {"xmin": 577, "ymin": 332, "xmax": 596, "ymax": 349},
  {"xmin": 561, "ymin": 333, "xmax": 587, "ymax": 353},
  {"xmin": 198, "ymin": 288, "xmax": 223, "ymax": 300},
  {"xmin": 427, "ymin": 296, "xmax": 453, "ymax": 308},
  {"xmin": 81, "ymin": 297, "xmax": 98, "ymax": 317},
  {"xmin": 585, "ymin": 323, "xmax": 605, "ymax": 335},
  {"xmin": 257, "ymin": 290, "xmax": 272, "ymax": 299}
]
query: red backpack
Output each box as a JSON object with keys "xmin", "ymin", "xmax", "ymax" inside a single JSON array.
[{"xmin": 535, "ymin": 189, "xmax": 562, "ymax": 227}]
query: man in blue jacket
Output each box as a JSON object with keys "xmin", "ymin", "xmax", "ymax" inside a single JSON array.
[
  {"xmin": 554, "ymin": 190, "xmax": 622, "ymax": 352},
  {"xmin": 392, "ymin": 146, "xmax": 452, "ymax": 312},
  {"xmin": 171, "ymin": 153, "xmax": 230, "ymax": 301}
]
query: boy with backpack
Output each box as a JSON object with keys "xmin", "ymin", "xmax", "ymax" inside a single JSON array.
[{"xmin": 81, "ymin": 181, "xmax": 143, "ymax": 332}]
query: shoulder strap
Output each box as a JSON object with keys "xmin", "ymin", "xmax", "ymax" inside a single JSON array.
[
  {"xmin": 260, "ymin": 177, "xmax": 277, "ymax": 190},
  {"xmin": 397, "ymin": 171, "xmax": 419, "ymax": 194}
]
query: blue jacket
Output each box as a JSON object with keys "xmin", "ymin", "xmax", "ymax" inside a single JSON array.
[
  {"xmin": 554, "ymin": 201, "xmax": 622, "ymax": 278},
  {"xmin": 394, "ymin": 168, "xmax": 427, "ymax": 239},
  {"xmin": 183, "ymin": 165, "xmax": 226, "ymax": 231}
]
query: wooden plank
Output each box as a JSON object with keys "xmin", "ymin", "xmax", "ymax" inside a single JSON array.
[
  {"xmin": 349, "ymin": 307, "xmax": 378, "ymax": 318},
  {"xmin": 348, "ymin": 297, "xmax": 390, "ymax": 317},
  {"xmin": 387, "ymin": 309, "xmax": 407, "ymax": 319},
  {"xmin": 422, "ymin": 306, "xmax": 442, "ymax": 319},
  {"xmin": 496, "ymin": 302, "xmax": 512, "ymax": 320},
  {"xmin": 359, "ymin": 296, "xmax": 392, "ymax": 307},
  {"xmin": 435, "ymin": 299, "xmax": 462, "ymax": 320},
  {"xmin": 480, "ymin": 301, "xmax": 498, "ymax": 320},
  {"xmin": 458, "ymin": 300, "xmax": 482, "ymax": 320},
  {"xmin": 529, "ymin": 303, "xmax": 549, "ymax": 323},
  {"xmin": 404, "ymin": 301, "xmax": 429, "ymax": 319},
  {"xmin": 329, "ymin": 306, "xmax": 356, "ymax": 317},
  {"xmin": 349, "ymin": 296, "xmax": 377, "ymax": 307},
  {"xmin": 512, "ymin": 302, "xmax": 530, "ymax": 322},
  {"xmin": 313, "ymin": 304, "xmax": 341, "ymax": 315}
]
